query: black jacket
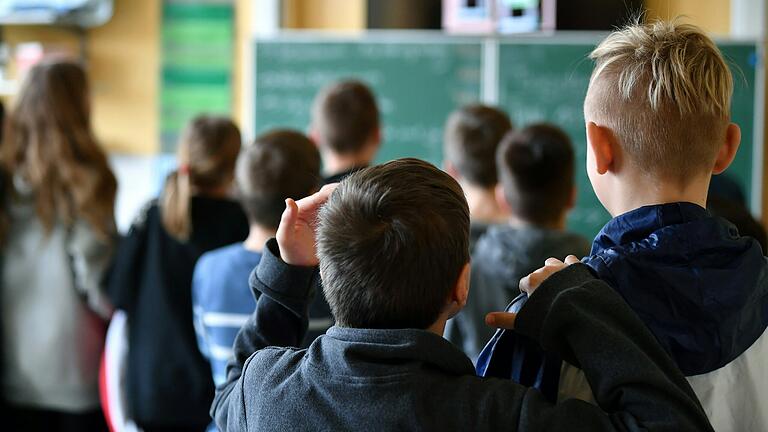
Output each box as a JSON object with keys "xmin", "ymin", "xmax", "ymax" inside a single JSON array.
[{"xmin": 108, "ymin": 197, "xmax": 248, "ymax": 427}]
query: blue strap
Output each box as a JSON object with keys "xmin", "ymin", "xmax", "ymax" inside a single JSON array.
[{"xmin": 476, "ymin": 294, "xmax": 563, "ymax": 403}]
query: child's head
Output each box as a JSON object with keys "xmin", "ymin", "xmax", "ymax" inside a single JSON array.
[
  {"xmin": 1, "ymin": 59, "xmax": 116, "ymax": 241},
  {"xmin": 236, "ymin": 129, "xmax": 321, "ymax": 230},
  {"xmin": 310, "ymin": 80, "xmax": 380, "ymax": 162},
  {"xmin": 162, "ymin": 115, "xmax": 242, "ymax": 240},
  {"xmin": 496, "ymin": 124, "xmax": 575, "ymax": 228},
  {"xmin": 584, "ymin": 21, "xmax": 740, "ymax": 213},
  {"xmin": 444, "ymin": 104, "xmax": 513, "ymax": 189},
  {"xmin": 317, "ymin": 158, "xmax": 470, "ymax": 330}
]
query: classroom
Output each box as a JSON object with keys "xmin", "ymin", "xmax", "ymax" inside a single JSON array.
[{"xmin": 0, "ymin": 0, "xmax": 765, "ymax": 431}]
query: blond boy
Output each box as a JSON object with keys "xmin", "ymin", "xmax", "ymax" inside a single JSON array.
[{"xmin": 479, "ymin": 21, "xmax": 768, "ymax": 431}]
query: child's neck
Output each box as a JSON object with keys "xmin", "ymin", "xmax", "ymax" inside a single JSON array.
[
  {"xmin": 322, "ymin": 149, "xmax": 372, "ymax": 178},
  {"xmin": 607, "ymin": 174, "xmax": 709, "ymax": 217},
  {"xmin": 463, "ymin": 183, "xmax": 507, "ymax": 224},
  {"xmin": 243, "ymin": 224, "xmax": 277, "ymax": 253}
]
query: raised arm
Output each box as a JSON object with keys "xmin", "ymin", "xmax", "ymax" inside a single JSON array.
[
  {"xmin": 211, "ymin": 185, "xmax": 336, "ymax": 431},
  {"xmin": 211, "ymin": 239, "xmax": 318, "ymax": 430}
]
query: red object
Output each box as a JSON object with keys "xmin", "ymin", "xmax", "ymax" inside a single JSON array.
[
  {"xmin": 178, "ymin": 163, "xmax": 191, "ymax": 175},
  {"xmin": 99, "ymin": 350, "xmax": 115, "ymax": 432}
]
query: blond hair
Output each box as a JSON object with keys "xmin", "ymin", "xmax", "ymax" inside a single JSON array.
[
  {"xmin": 161, "ymin": 115, "xmax": 241, "ymax": 241},
  {"xmin": 585, "ymin": 20, "xmax": 733, "ymax": 182}
]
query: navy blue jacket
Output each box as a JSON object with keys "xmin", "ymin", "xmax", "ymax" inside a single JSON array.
[{"xmin": 478, "ymin": 202, "xmax": 768, "ymax": 402}]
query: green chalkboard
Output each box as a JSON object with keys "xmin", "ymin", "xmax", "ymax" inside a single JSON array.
[
  {"xmin": 498, "ymin": 41, "xmax": 759, "ymax": 238},
  {"xmin": 254, "ymin": 38, "xmax": 482, "ymax": 166}
]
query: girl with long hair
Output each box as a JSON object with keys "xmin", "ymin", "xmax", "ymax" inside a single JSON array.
[
  {"xmin": 0, "ymin": 59, "xmax": 117, "ymax": 431},
  {"xmin": 108, "ymin": 115, "xmax": 248, "ymax": 432}
]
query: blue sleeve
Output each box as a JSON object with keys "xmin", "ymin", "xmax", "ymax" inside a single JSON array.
[{"xmin": 211, "ymin": 238, "xmax": 318, "ymax": 431}]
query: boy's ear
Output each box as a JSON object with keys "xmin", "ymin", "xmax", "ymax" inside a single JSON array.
[
  {"xmin": 586, "ymin": 122, "xmax": 615, "ymax": 175},
  {"xmin": 452, "ymin": 263, "xmax": 471, "ymax": 310},
  {"xmin": 712, "ymin": 123, "xmax": 741, "ymax": 174},
  {"xmin": 494, "ymin": 183, "xmax": 511, "ymax": 213}
]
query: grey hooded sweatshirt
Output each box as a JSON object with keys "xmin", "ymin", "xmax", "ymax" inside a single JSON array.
[
  {"xmin": 211, "ymin": 239, "xmax": 713, "ymax": 431},
  {"xmin": 446, "ymin": 225, "xmax": 591, "ymax": 362}
]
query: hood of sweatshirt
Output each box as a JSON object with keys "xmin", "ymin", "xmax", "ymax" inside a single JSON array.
[{"xmin": 583, "ymin": 202, "xmax": 768, "ymax": 375}]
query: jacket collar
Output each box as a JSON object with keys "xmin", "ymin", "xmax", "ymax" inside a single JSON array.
[
  {"xmin": 585, "ymin": 201, "xmax": 768, "ymax": 375},
  {"xmin": 307, "ymin": 326, "xmax": 475, "ymax": 378},
  {"xmin": 591, "ymin": 202, "xmax": 711, "ymax": 254}
]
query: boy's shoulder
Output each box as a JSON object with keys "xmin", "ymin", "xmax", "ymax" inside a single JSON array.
[{"xmin": 242, "ymin": 346, "xmax": 308, "ymax": 389}]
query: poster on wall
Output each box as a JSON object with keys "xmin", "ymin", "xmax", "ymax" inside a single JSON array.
[{"xmin": 160, "ymin": 0, "xmax": 234, "ymax": 152}]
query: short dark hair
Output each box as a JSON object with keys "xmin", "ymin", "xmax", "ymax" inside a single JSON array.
[
  {"xmin": 318, "ymin": 158, "xmax": 470, "ymax": 329},
  {"xmin": 444, "ymin": 104, "xmax": 513, "ymax": 188},
  {"xmin": 311, "ymin": 80, "xmax": 380, "ymax": 155},
  {"xmin": 236, "ymin": 129, "xmax": 321, "ymax": 229},
  {"xmin": 497, "ymin": 123, "xmax": 574, "ymax": 226}
]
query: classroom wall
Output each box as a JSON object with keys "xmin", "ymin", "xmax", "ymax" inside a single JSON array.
[
  {"xmin": 89, "ymin": 0, "xmax": 159, "ymax": 154},
  {"xmin": 1, "ymin": 0, "xmax": 160, "ymax": 155},
  {"xmin": 645, "ymin": 0, "xmax": 731, "ymax": 35},
  {"xmin": 233, "ymin": 0, "xmax": 252, "ymax": 129},
  {"xmin": 282, "ymin": 0, "xmax": 366, "ymax": 30}
]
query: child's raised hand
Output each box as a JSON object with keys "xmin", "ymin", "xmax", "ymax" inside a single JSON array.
[
  {"xmin": 276, "ymin": 183, "xmax": 338, "ymax": 267},
  {"xmin": 484, "ymin": 255, "xmax": 580, "ymax": 330}
]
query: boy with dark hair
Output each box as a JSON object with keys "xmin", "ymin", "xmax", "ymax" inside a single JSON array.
[
  {"xmin": 443, "ymin": 104, "xmax": 513, "ymax": 248},
  {"xmin": 481, "ymin": 21, "xmax": 768, "ymax": 430},
  {"xmin": 211, "ymin": 158, "xmax": 713, "ymax": 431},
  {"xmin": 449, "ymin": 124, "xmax": 591, "ymax": 362},
  {"xmin": 310, "ymin": 79, "xmax": 381, "ymax": 184},
  {"xmin": 192, "ymin": 129, "xmax": 321, "ymax": 389}
]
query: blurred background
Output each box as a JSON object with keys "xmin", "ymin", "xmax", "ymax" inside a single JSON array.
[{"xmin": 0, "ymin": 0, "xmax": 763, "ymax": 236}]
